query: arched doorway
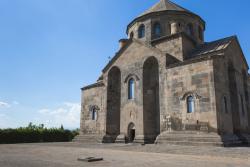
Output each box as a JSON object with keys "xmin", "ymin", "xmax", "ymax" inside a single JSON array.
[
  {"xmin": 143, "ymin": 57, "xmax": 160, "ymax": 143},
  {"xmin": 128, "ymin": 123, "xmax": 135, "ymax": 143},
  {"xmin": 106, "ymin": 67, "xmax": 121, "ymax": 139}
]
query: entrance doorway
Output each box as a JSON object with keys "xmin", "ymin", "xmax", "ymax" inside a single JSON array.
[{"xmin": 128, "ymin": 123, "xmax": 135, "ymax": 143}]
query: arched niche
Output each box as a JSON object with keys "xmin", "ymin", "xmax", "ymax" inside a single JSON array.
[
  {"xmin": 106, "ymin": 66, "xmax": 121, "ymax": 137},
  {"xmin": 143, "ymin": 56, "xmax": 160, "ymax": 143}
]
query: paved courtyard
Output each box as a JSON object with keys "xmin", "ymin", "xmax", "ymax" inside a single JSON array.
[{"xmin": 0, "ymin": 142, "xmax": 249, "ymax": 167}]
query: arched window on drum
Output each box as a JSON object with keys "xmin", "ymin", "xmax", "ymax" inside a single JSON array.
[
  {"xmin": 138, "ymin": 24, "xmax": 145, "ymax": 38},
  {"xmin": 153, "ymin": 22, "xmax": 161, "ymax": 38}
]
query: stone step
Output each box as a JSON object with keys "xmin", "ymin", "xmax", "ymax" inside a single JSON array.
[
  {"xmin": 157, "ymin": 137, "xmax": 221, "ymax": 143},
  {"xmin": 161, "ymin": 134, "xmax": 221, "ymax": 138},
  {"xmin": 161, "ymin": 137, "xmax": 222, "ymax": 142},
  {"xmin": 158, "ymin": 140, "xmax": 224, "ymax": 147},
  {"xmin": 165, "ymin": 131, "xmax": 215, "ymax": 135},
  {"xmin": 73, "ymin": 134, "xmax": 102, "ymax": 143},
  {"xmin": 155, "ymin": 131, "xmax": 245, "ymax": 147},
  {"xmin": 155, "ymin": 131, "xmax": 224, "ymax": 146},
  {"xmin": 236, "ymin": 134, "xmax": 250, "ymax": 145}
]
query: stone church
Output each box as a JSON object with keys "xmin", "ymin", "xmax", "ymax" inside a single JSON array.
[{"xmin": 76, "ymin": 0, "xmax": 250, "ymax": 146}]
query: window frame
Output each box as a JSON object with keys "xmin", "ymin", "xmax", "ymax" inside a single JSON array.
[
  {"xmin": 223, "ymin": 96, "xmax": 228, "ymax": 114},
  {"xmin": 130, "ymin": 32, "xmax": 134, "ymax": 39},
  {"xmin": 92, "ymin": 108, "xmax": 97, "ymax": 121},
  {"xmin": 90, "ymin": 106, "xmax": 98, "ymax": 121},
  {"xmin": 240, "ymin": 94, "xmax": 245, "ymax": 116},
  {"xmin": 128, "ymin": 78, "xmax": 135, "ymax": 100},
  {"xmin": 186, "ymin": 23, "xmax": 194, "ymax": 36},
  {"xmin": 153, "ymin": 22, "xmax": 161, "ymax": 38},
  {"xmin": 198, "ymin": 26, "xmax": 203, "ymax": 40},
  {"xmin": 187, "ymin": 96, "xmax": 195, "ymax": 113},
  {"xmin": 138, "ymin": 24, "xmax": 145, "ymax": 39}
]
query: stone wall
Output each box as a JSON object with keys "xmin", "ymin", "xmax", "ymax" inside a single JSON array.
[
  {"xmin": 248, "ymin": 77, "xmax": 250, "ymax": 131},
  {"xmin": 162, "ymin": 59, "xmax": 217, "ymax": 132},
  {"xmin": 225, "ymin": 40, "xmax": 249, "ymax": 133},
  {"xmin": 128, "ymin": 12, "xmax": 204, "ymax": 44},
  {"xmin": 81, "ymin": 84, "xmax": 105, "ymax": 135},
  {"xmin": 153, "ymin": 33, "xmax": 196, "ymax": 61},
  {"xmin": 101, "ymin": 40, "xmax": 166, "ymax": 142},
  {"xmin": 213, "ymin": 55, "xmax": 234, "ymax": 134}
]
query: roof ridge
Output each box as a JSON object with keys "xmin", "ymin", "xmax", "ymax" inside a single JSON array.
[
  {"xmin": 190, "ymin": 36, "xmax": 236, "ymax": 57},
  {"xmin": 167, "ymin": 0, "xmax": 193, "ymax": 13},
  {"xmin": 204, "ymin": 35, "xmax": 236, "ymax": 44}
]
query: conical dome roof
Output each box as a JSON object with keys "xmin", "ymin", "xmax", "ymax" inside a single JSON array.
[
  {"xmin": 127, "ymin": 0, "xmax": 204, "ymax": 33},
  {"xmin": 139, "ymin": 0, "xmax": 193, "ymax": 17}
]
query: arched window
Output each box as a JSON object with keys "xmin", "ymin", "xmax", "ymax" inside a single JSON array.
[
  {"xmin": 91, "ymin": 108, "xmax": 98, "ymax": 121},
  {"xmin": 240, "ymin": 95, "xmax": 245, "ymax": 116},
  {"xmin": 223, "ymin": 96, "xmax": 228, "ymax": 113},
  {"xmin": 128, "ymin": 78, "xmax": 135, "ymax": 99},
  {"xmin": 153, "ymin": 22, "xmax": 161, "ymax": 37},
  {"xmin": 187, "ymin": 96, "xmax": 195, "ymax": 113},
  {"xmin": 198, "ymin": 26, "xmax": 203, "ymax": 40},
  {"xmin": 242, "ymin": 69, "xmax": 249, "ymax": 103},
  {"xmin": 186, "ymin": 23, "xmax": 193, "ymax": 36},
  {"xmin": 138, "ymin": 24, "xmax": 145, "ymax": 38},
  {"xmin": 168, "ymin": 23, "xmax": 171, "ymax": 35},
  {"xmin": 130, "ymin": 32, "xmax": 134, "ymax": 39}
]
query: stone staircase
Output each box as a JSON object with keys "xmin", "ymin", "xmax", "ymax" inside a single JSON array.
[
  {"xmin": 236, "ymin": 134, "xmax": 250, "ymax": 146},
  {"xmin": 155, "ymin": 131, "xmax": 241, "ymax": 146},
  {"xmin": 73, "ymin": 134, "xmax": 103, "ymax": 143},
  {"xmin": 73, "ymin": 132, "xmax": 248, "ymax": 146}
]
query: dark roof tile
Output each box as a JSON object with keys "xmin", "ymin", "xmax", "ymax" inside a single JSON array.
[{"xmin": 190, "ymin": 36, "xmax": 235, "ymax": 57}]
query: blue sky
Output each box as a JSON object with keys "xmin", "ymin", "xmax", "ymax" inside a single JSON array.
[{"xmin": 0, "ymin": 0, "xmax": 250, "ymax": 129}]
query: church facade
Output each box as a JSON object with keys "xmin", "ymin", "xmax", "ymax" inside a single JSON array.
[{"xmin": 77, "ymin": 0, "xmax": 250, "ymax": 145}]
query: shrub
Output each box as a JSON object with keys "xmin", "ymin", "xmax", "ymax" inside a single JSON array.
[{"xmin": 0, "ymin": 123, "xmax": 79, "ymax": 144}]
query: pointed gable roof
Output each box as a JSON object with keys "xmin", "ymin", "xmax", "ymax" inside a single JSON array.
[
  {"xmin": 139, "ymin": 0, "xmax": 193, "ymax": 17},
  {"xmin": 102, "ymin": 38, "xmax": 164, "ymax": 73}
]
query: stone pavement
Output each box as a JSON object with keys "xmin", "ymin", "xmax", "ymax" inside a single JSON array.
[{"xmin": 0, "ymin": 142, "xmax": 249, "ymax": 167}]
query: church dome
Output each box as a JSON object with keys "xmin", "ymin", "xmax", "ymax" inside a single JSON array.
[{"xmin": 127, "ymin": 0, "xmax": 205, "ymax": 44}]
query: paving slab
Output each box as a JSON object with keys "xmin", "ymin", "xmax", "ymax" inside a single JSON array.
[{"xmin": 0, "ymin": 142, "xmax": 249, "ymax": 167}]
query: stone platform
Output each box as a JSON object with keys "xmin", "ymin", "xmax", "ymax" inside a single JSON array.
[
  {"xmin": 1, "ymin": 142, "xmax": 250, "ymax": 167},
  {"xmin": 74, "ymin": 132, "xmax": 250, "ymax": 147},
  {"xmin": 155, "ymin": 131, "xmax": 248, "ymax": 147},
  {"xmin": 73, "ymin": 134, "xmax": 103, "ymax": 143}
]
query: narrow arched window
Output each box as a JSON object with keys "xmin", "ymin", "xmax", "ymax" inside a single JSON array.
[
  {"xmin": 224, "ymin": 96, "xmax": 228, "ymax": 113},
  {"xmin": 187, "ymin": 96, "xmax": 195, "ymax": 113},
  {"xmin": 92, "ymin": 108, "xmax": 97, "ymax": 120},
  {"xmin": 186, "ymin": 23, "xmax": 193, "ymax": 36},
  {"xmin": 153, "ymin": 22, "xmax": 161, "ymax": 37},
  {"xmin": 198, "ymin": 26, "xmax": 203, "ymax": 40},
  {"xmin": 128, "ymin": 78, "xmax": 135, "ymax": 99},
  {"xmin": 138, "ymin": 24, "xmax": 145, "ymax": 38},
  {"xmin": 130, "ymin": 32, "xmax": 134, "ymax": 39},
  {"xmin": 166, "ymin": 23, "xmax": 170, "ymax": 35},
  {"xmin": 240, "ymin": 95, "xmax": 245, "ymax": 116}
]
